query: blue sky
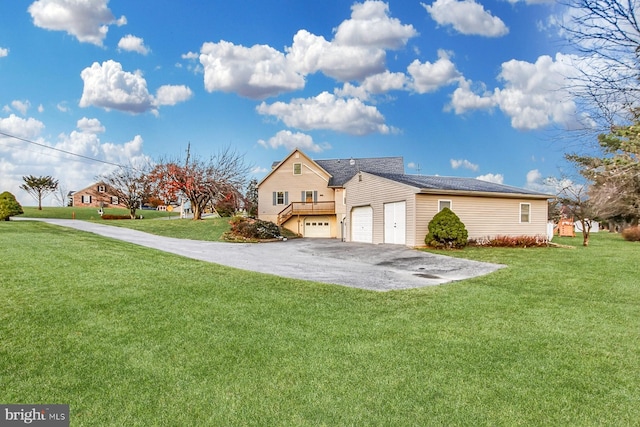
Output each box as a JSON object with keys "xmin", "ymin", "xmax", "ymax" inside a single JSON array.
[{"xmin": 1, "ymin": 0, "xmax": 583, "ymax": 206}]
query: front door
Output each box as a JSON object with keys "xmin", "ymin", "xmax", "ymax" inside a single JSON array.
[{"xmin": 384, "ymin": 201, "xmax": 406, "ymax": 245}]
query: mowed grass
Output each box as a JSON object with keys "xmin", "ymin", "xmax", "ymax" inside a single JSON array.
[
  {"xmin": 1, "ymin": 221, "xmax": 639, "ymax": 426},
  {"xmin": 20, "ymin": 206, "xmax": 231, "ymax": 241}
]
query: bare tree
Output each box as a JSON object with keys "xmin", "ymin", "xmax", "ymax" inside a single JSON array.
[
  {"xmin": 53, "ymin": 183, "xmax": 70, "ymax": 207},
  {"xmin": 100, "ymin": 164, "xmax": 152, "ymax": 219},
  {"xmin": 149, "ymin": 145, "xmax": 251, "ymax": 220},
  {"xmin": 548, "ymin": 176, "xmax": 596, "ymax": 246},
  {"xmin": 560, "ymin": 0, "xmax": 640, "ymax": 126},
  {"xmin": 19, "ymin": 175, "xmax": 58, "ymax": 210}
]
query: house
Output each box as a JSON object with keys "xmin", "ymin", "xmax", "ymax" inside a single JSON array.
[
  {"xmin": 71, "ymin": 182, "xmax": 125, "ymax": 209},
  {"xmin": 258, "ymin": 149, "xmax": 551, "ymax": 246}
]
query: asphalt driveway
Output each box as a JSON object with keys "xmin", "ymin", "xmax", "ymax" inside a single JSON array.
[{"xmin": 24, "ymin": 218, "xmax": 504, "ymax": 291}]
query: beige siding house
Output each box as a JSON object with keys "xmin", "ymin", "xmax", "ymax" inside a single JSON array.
[
  {"xmin": 344, "ymin": 171, "xmax": 550, "ymax": 246},
  {"xmin": 258, "ymin": 149, "xmax": 551, "ymax": 246}
]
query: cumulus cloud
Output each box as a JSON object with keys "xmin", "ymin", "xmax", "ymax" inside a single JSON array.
[
  {"xmin": 28, "ymin": 0, "xmax": 126, "ymax": 46},
  {"xmin": 286, "ymin": 29, "xmax": 386, "ymax": 82},
  {"xmin": 408, "ymin": 50, "xmax": 462, "ymax": 93},
  {"xmin": 0, "ymin": 113, "xmax": 151, "ymax": 205},
  {"xmin": 80, "ymin": 60, "xmax": 153, "ymax": 113},
  {"xmin": 155, "ymin": 85, "xmax": 193, "ymax": 106},
  {"xmin": 333, "ymin": 0, "xmax": 418, "ymax": 49},
  {"xmin": 79, "ymin": 60, "xmax": 192, "ymax": 113},
  {"xmin": 423, "ymin": 0, "xmax": 508, "ymax": 37},
  {"xmin": 447, "ymin": 53, "xmax": 581, "ymax": 131},
  {"xmin": 526, "ymin": 169, "xmax": 542, "ymax": 185},
  {"xmin": 199, "ymin": 40, "xmax": 305, "ymax": 99},
  {"xmin": 447, "ymin": 78, "xmax": 496, "ymax": 114},
  {"xmin": 198, "ymin": 1, "xmax": 417, "ymax": 98},
  {"xmin": 117, "ymin": 34, "xmax": 150, "ymax": 55},
  {"xmin": 7, "ymin": 100, "xmax": 32, "ymax": 116},
  {"xmin": 257, "ymin": 91, "xmax": 390, "ymax": 136},
  {"xmin": 0, "ymin": 47, "xmax": 8, "ymax": 57},
  {"xmin": 450, "ymin": 158, "xmax": 479, "ymax": 171},
  {"xmin": 258, "ymin": 130, "xmax": 329, "ymax": 153},
  {"xmin": 476, "ymin": 173, "xmax": 504, "ymax": 184},
  {"xmin": 335, "ymin": 71, "xmax": 408, "ymax": 100},
  {"xmin": 76, "ymin": 117, "xmax": 105, "ymax": 134}
]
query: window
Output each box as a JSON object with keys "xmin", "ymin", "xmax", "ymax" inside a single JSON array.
[
  {"xmin": 439, "ymin": 200, "xmax": 452, "ymax": 211},
  {"xmin": 273, "ymin": 191, "xmax": 288, "ymax": 205},
  {"xmin": 81, "ymin": 195, "xmax": 92, "ymax": 204},
  {"xmin": 520, "ymin": 203, "xmax": 531, "ymax": 223},
  {"xmin": 293, "ymin": 163, "xmax": 302, "ymax": 175},
  {"xmin": 97, "ymin": 185, "xmax": 106, "ymax": 192},
  {"xmin": 111, "ymin": 196, "xmax": 118, "ymax": 205}
]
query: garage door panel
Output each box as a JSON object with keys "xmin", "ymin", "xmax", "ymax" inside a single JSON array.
[
  {"xmin": 352, "ymin": 206, "xmax": 373, "ymax": 243},
  {"xmin": 384, "ymin": 201, "xmax": 406, "ymax": 245},
  {"xmin": 304, "ymin": 216, "xmax": 331, "ymax": 238}
]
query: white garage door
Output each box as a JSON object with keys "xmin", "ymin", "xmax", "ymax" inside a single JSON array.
[
  {"xmin": 303, "ymin": 217, "xmax": 331, "ymax": 238},
  {"xmin": 351, "ymin": 206, "xmax": 373, "ymax": 243},
  {"xmin": 384, "ymin": 201, "xmax": 406, "ymax": 245}
]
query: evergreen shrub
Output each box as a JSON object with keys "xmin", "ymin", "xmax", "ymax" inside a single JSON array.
[{"xmin": 424, "ymin": 207, "xmax": 468, "ymax": 249}]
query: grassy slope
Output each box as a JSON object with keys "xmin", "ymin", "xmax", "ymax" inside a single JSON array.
[{"xmin": 1, "ymin": 221, "xmax": 639, "ymax": 426}]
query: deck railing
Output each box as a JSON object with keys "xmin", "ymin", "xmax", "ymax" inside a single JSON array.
[{"xmin": 277, "ymin": 201, "xmax": 335, "ymax": 224}]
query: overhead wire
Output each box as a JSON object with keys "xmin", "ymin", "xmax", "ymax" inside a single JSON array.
[{"xmin": 0, "ymin": 130, "xmax": 124, "ymax": 168}]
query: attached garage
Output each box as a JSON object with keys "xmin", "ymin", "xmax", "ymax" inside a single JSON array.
[
  {"xmin": 384, "ymin": 201, "xmax": 406, "ymax": 245},
  {"xmin": 351, "ymin": 206, "xmax": 373, "ymax": 243},
  {"xmin": 303, "ymin": 216, "xmax": 331, "ymax": 238}
]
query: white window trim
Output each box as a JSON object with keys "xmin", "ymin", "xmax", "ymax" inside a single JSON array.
[
  {"xmin": 520, "ymin": 203, "xmax": 531, "ymax": 223},
  {"xmin": 293, "ymin": 163, "xmax": 302, "ymax": 175},
  {"xmin": 438, "ymin": 199, "xmax": 452, "ymax": 211}
]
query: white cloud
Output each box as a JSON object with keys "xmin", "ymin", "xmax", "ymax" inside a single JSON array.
[
  {"xmin": 333, "ymin": 1, "xmax": 418, "ymax": 49},
  {"xmin": 0, "ymin": 47, "xmax": 8, "ymax": 57},
  {"xmin": 76, "ymin": 117, "xmax": 105, "ymax": 134},
  {"xmin": 408, "ymin": 50, "xmax": 462, "ymax": 93},
  {"xmin": 335, "ymin": 71, "xmax": 407, "ymax": 100},
  {"xmin": 423, "ymin": 0, "xmax": 508, "ymax": 37},
  {"xmin": 447, "ymin": 53, "xmax": 582, "ymax": 131},
  {"xmin": 28, "ymin": 0, "xmax": 126, "ymax": 46},
  {"xmin": 155, "ymin": 85, "xmax": 193, "ymax": 106},
  {"xmin": 447, "ymin": 78, "xmax": 496, "ymax": 114},
  {"xmin": 0, "ymin": 114, "xmax": 45, "ymax": 140},
  {"xmin": 476, "ymin": 173, "xmax": 504, "ymax": 184},
  {"xmin": 450, "ymin": 158, "xmax": 479, "ymax": 171},
  {"xmin": 5, "ymin": 100, "xmax": 31, "ymax": 116},
  {"xmin": 0, "ymin": 113, "xmax": 152, "ymax": 205},
  {"xmin": 286, "ymin": 29, "xmax": 386, "ymax": 82},
  {"xmin": 258, "ymin": 130, "xmax": 329, "ymax": 153},
  {"xmin": 117, "ymin": 34, "xmax": 150, "ymax": 55},
  {"xmin": 80, "ymin": 60, "xmax": 153, "ymax": 113},
  {"xmin": 79, "ymin": 60, "xmax": 191, "ymax": 114},
  {"xmin": 257, "ymin": 91, "xmax": 390, "ymax": 136},
  {"xmin": 199, "ymin": 40, "xmax": 305, "ymax": 99},
  {"xmin": 526, "ymin": 169, "xmax": 542, "ymax": 185},
  {"xmin": 494, "ymin": 54, "xmax": 579, "ymax": 130},
  {"xmin": 56, "ymin": 102, "xmax": 69, "ymax": 112},
  {"xmin": 37, "ymin": 104, "xmax": 44, "ymax": 113}
]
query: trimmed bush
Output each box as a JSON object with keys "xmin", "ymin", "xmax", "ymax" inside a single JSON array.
[
  {"xmin": 101, "ymin": 214, "xmax": 132, "ymax": 220},
  {"xmin": 425, "ymin": 207, "xmax": 468, "ymax": 249},
  {"xmin": 0, "ymin": 191, "xmax": 24, "ymax": 221},
  {"xmin": 622, "ymin": 226, "xmax": 640, "ymax": 242},
  {"xmin": 227, "ymin": 216, "xmax": 282, "ymax": 240}
]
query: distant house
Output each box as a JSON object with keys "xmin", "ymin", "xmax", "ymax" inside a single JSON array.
[
  {"xmin": 71, "ymin": 182, "xmax": 125, "ymax": 209},
  {"xmin": 258, "ymin": 149, "xmax": 552, "ymax": 246}
]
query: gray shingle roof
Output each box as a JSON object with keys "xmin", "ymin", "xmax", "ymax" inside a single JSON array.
[
  {"xmin": 316, "ymin": 157, "xmax": 404, "ymax": 186},
  {"xmin": 368, "ymin": 172, "xmax": 551, "ymax": 197}
]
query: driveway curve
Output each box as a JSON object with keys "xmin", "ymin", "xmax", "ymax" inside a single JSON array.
[{"xmin": 24, "ymin": 218, "xmax": 504, "ymax": 291}]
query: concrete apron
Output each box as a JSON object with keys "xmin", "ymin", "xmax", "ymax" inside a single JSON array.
[{"xmin": 21, "ymin": 218, "xmax": 505, "ymax": 291}]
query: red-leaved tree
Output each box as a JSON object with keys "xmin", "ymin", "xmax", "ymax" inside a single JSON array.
[{"xmin": 149, "ymin": 145, "xmax": 250, "ymax": 220}]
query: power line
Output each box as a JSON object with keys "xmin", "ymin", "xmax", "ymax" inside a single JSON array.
[{"xmin": 0, "ymin": 130, "xmax": 123, "ymax": 167}]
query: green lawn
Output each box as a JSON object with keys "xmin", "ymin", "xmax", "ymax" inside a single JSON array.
[{"xmin": 1, "ymin": 221, "xmax": 639, "ymax": 426}]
